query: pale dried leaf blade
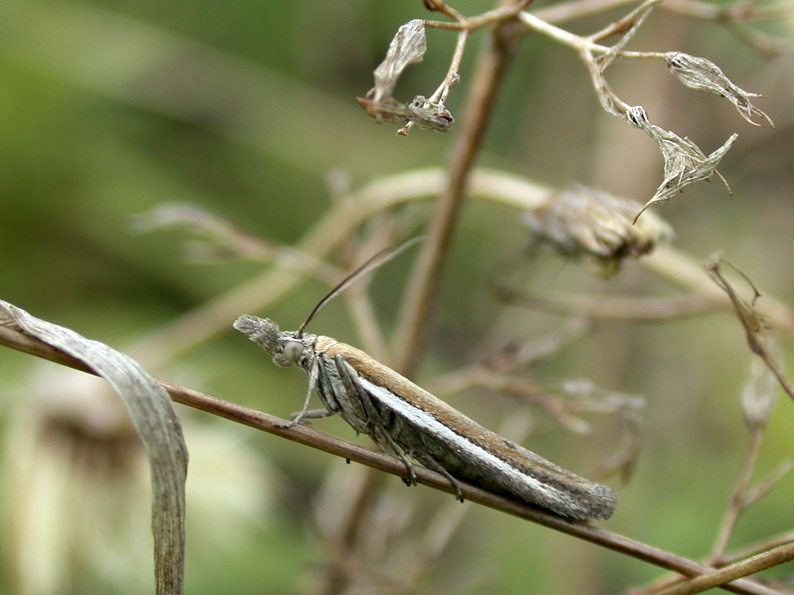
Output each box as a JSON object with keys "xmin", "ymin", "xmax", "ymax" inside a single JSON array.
[
  {"xmin": 665, "ymin": 52, "xmax": 774, "ymax": 128},
  {"xmin": 0, "ymin": 300, "xmax": 188, "ymax": 595},
  {"xmin": 372, "ymin": 19, "xmax": 427, "ymax": 104}
]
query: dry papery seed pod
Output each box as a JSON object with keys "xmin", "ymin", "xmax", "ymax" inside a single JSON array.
[
  {"xmin": 665, "ymin": 52, "xmax": 774, "ymax": 128},
  {"xmin": 357, "ymin": 19, "xmax": 454, "ymax": 133}
]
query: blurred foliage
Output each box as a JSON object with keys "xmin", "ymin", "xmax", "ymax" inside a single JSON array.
[{"xmin": 1, "ymin": 0, "xmax": 794, "ymax": 593}]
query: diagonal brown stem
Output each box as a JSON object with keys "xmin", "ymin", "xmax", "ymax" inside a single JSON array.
[
  {"xmin": 394, "ymin": 2, "xmax": 524, "ymax": 377},
  {"xmin": 656, "ymin": 541, "xmax": 794, "ymax": 595}
]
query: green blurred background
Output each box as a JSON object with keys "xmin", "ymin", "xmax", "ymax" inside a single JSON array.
[{"xmin": 1, "ymin": 0, "xmax": 793, "ymax": 593}]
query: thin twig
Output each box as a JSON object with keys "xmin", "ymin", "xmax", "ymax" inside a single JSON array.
[
  {"xmin": 428, "ymin": 29, "xmax": 468, "ymax": 105},
  {"xmin": 423, "ymin": 0, "xmax": 534, "ymax": 31},
  {"xmin": 656, "ymin": 542, "xmax": 794, "ymax": 595},
  {"xmin": 727, "ymin": 531, "xmax": 794, "ymax": 563},
  {"xmin": 495, "ymin": 289, "xmax": 716, "ymax": 321},
  {"xmin": 662, "ymin": 0, "xmax": 794, "ymax": 22},
  {"xmin": 708, "ymin": 431, "xmax": 763, "ymax": 562}
]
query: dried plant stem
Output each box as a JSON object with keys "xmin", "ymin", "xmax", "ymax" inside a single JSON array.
[
  {"xmin": 709, "ymin": 431, "xmax": 763, "ymax": 562},
  {"xmin": 517, "ymin": 1, "xmax": 656, "ymax": 54},
  {"xmin": 428, "ymin": 29, "xmax": 468, "ymax": 105},
  {"xmin": 495, "ymin": 290, "xmax": 715, "ymax": 321},
  {"xmin": 724, "ymin": 532, "xmax": 794, "ymax": 571},
  {"xmin": 518, "ymin": 9, "xmax": 593, "ymax": 48},
  {"xmin": 662, "ymin": 0, "xmax": 794, "ymax": 22},
  {"xmin": 0, "ymin": 323, "xmax": 782, "ymax": 595},
  {"xmin": 531, "ymin": 0, "xmax": 641, "ymax": 24},
  {"xmin": 423, "ymin": 0, "xmax": 532, "ymax": 31},
  {"xmin": 123, "ymin": 170, "xmax": 459, "ymax": 367},
  {"xmin": 394, "ymin": 2, "xmax": 523, "ymax": 376},
  {"xmin": 656, "ymin": 542, "xmax": 794, "ymax": 595},
  {"xmin": 517, "ymin": 3, "xmax": 667, "ymax": 65}
]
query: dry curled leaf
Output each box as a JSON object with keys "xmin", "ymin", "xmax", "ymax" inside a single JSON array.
[
  {"xmin": 707, "ymin": 257, "xmax": 794, "ymax": 405},
  {"xmin": 665, "ymin": 52, "xmax": 774, "ymax": 128},
  {"xmin": 707, "ymin": 256, "xmax": 769, "ymax": 355},
  {"xmin": 371, "ymin": 19, "xmax": 427, "ymax": 104}
]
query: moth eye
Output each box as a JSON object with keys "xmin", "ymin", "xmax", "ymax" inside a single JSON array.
[{"xmin": 282, "ymin": 340, "xmax": 304, "ymax": 364}]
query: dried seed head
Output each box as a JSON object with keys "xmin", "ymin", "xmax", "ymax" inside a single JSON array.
[
  {"xmin": 665, "ymin": 52, "xmax": 774, "ymax": 128},
  {"xmin": 740, "ymin": 354, "xmax": 778, "ymax": 431},
  {"xmin": 524, "ymin": 185, "xmax": 673, "ymax": 275}
]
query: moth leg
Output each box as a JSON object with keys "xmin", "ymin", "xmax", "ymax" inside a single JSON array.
[
  {"xmin": 413, "ymin": 452, "xmax": 465, "ymax": 502},
  {"xmin": 283, "ymin": 357, "xmax": 323, "ymax": 427},
  {"xmin": 289, "ymin": 407, "xmax": 333, "ymax": 421},
  {"xmin": 334, "ymin": 355, "xmax": 418, "ymax": 487},
  {"xmin": 368, "ymin": 428, "xmax": 418, "ymax": 487}
]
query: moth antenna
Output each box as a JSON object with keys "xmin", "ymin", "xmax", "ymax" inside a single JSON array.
[{"xmin": 297, "ymin": 236, "xmax": 424, "ymax": 337}]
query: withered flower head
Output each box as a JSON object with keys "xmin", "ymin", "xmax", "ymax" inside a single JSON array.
[{"xmin": 524, "ymin": 185, "xmax": 673, "ymax": 275}]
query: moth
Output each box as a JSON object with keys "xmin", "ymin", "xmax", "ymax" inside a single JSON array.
[{"xmin": 234, "ymin": 241, "xmax": 616, "ymax": 521}]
